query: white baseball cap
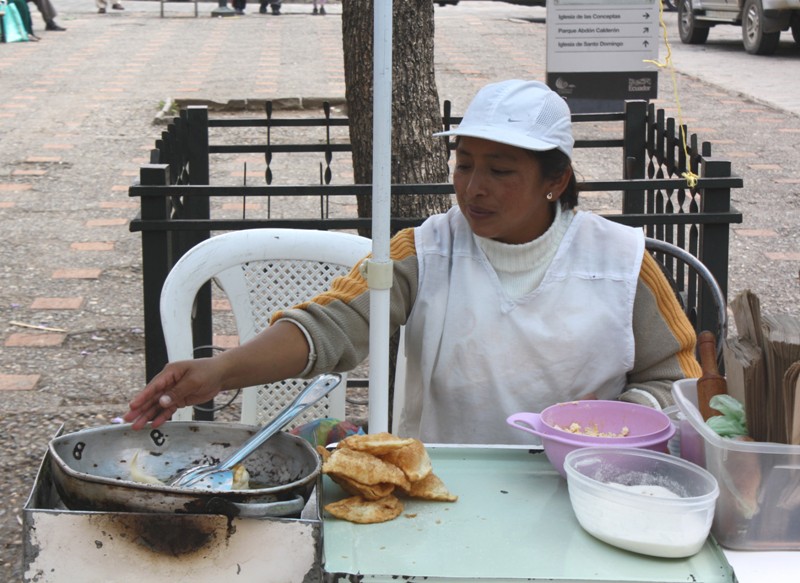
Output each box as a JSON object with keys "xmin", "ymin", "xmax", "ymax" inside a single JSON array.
[{"xmin": 434, "ymin": 79, "xmax": 574, "ymax": 159}]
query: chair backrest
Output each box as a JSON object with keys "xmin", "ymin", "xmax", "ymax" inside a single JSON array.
[
  {"xmin": 160, "ymin": 228, "xmax": 373, "ymax": 427},
  {"xmin": 644, "ymin": 237, "xmax": 727, "ymax": 365}
]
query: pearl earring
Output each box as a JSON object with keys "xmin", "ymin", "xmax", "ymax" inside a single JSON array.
[{"xmin": 546, "ymin": 192, "xmax": 553, "ymax": 201}]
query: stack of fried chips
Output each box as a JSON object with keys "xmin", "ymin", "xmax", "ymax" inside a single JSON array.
[{"xmin": 320, "ymin": 432, "xmax": 457, "ymax": 523}]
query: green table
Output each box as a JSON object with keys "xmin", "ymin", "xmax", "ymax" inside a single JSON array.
[{"xmin": 323, "ymin": 445, "xmax": 735, "ymax": 582}]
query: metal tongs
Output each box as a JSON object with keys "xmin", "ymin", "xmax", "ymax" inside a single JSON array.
[{"xmin": 169, "ymin": 373, "xmax": 342, "ymax": 490}]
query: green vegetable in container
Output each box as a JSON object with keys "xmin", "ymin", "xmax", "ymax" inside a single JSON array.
[{"xmin": 706, "ymin": 394, "xmax": 749, "ymax": 438}]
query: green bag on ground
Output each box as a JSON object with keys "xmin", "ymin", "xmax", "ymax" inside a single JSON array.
[
  {"xmin": 1, "ymin": 1, "xmax": 28, "ymax": 43},
  {"xmin": 706, "ymin": 394, "xmax": 749, "ymax": 438}
]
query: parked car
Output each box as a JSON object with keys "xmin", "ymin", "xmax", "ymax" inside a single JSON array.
[{"xmin": 678, "ymin": 0, "xmax": 800, "ymax": 55}]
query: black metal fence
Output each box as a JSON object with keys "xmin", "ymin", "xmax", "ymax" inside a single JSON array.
[{"xmin": 130, "ymin": 100, "xmax": 743, "ymax": 382}]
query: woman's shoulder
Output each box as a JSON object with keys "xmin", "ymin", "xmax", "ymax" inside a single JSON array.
[
  {"xmin": 417, "ymin": 206, "xmax": 461, "ymax": 230},
  {"xmin": 414, "ymin": 206, "xmax": 471, "ymax": 252},
  {"xmin": 557, "ymin": 211, "xmax": 644, "ymax": 277},
  {"xmin": 574, "ymin": 210, "xmax": 644, "ymax": 241}
]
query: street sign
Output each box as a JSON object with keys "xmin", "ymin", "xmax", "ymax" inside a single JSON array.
[{"xmin": 546, "ymin": 0, "xmax": 660, "ymax": 113}]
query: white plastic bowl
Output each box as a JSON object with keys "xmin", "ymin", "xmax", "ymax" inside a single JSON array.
[{"xmin": 564, "ymin": 447, "xmax": 719, "ymax": 558}]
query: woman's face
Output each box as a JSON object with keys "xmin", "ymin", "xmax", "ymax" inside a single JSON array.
[{"xmin": 453, "ymin": 137, "xmax": 568, "ymax": 245}]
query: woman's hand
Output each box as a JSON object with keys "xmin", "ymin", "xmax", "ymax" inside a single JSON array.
[
  {"xmin": 123, "ymin": 320, "xmax": 312, "ymax": 429},
  {"xmin": 123, "ymin": 358, "xmax": 225, "ymax": 430}
]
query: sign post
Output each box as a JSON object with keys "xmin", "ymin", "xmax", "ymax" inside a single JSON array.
[{"xmin": 546, "ymin": 0, "xmax": 660, "ymax": 113}]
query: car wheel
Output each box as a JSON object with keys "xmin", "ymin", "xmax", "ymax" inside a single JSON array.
[
  {"xmin": 678, "ymin": 0, "xmax": 709, "ymax": 45},
  {"xmin": 742, "ymin": 0, "xmax": 780, "ymax": 55}
]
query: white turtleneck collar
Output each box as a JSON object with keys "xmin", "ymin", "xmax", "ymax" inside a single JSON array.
[{"xmin": 475, "ymin": 204, "xmax": 574, "ymax": 299}]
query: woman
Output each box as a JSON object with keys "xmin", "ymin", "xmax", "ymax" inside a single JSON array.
[{"xmin": 124, "ymin": 80, "xmax": 701, "ymax": 444}]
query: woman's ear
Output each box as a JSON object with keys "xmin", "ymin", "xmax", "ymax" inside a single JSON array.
[{"xmin": 548, "ymin": 166, "xmax": 573, "ymax": 201}]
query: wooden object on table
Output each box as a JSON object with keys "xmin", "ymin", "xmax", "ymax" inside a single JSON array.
[
  {"xmin": 724, "ymin": 336, "xmax": 767, "ymax": 442},
  {"xmin": 728, "ymin": 290, "xmax": 769, "ymax": 440},
  {"xmin": 697, "ymin": 330, "xmax": 728, "ymax": 421},
  {"xmin": 725, "ymin": 290, "xmax": 800, "ymax": 444},
  {"xmin": 731, "ymin": 290, "xmax": 765, "ymax": 348},
  {"xmin": 761, "ymin": 312, "xmax": 800, "ymax": 444}
]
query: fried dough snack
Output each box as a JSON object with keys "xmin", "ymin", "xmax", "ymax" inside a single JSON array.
[
  {"xmin": 337, "ymin": 432, "xmax": 416, "ymax": 455},
  {"xmin": 323, "ymin": 447, "xmax": 411, "ymax": 489},
  {"xmin": 322, "ymin": 433, "xmax": 457, "ymax": 524},
  {"xmin": 379, "ymin": 439, "xmax": 433, "ymax": 482},
  {"xmin": 333, "ymin": 474, "xmax": 396, "ymax": 501},
  {"xmin": 401, "ymin": 472, "xmax": 458, "ymax": 502},
  {"xmin": 324, "ymin": 494, "xmax": 404, "ymax": 524}
]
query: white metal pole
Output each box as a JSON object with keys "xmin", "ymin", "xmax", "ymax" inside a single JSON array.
[{"xmin": 367, "ymin": 0, "xmax": 392, "ymax": 433}]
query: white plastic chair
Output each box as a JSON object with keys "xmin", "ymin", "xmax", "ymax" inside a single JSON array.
[{"xmin": 159, "ymin": 228, "xmax": 372, "ymax": 427}]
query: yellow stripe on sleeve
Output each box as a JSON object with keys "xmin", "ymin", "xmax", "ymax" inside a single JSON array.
[
  {"xmin": 640, "ymin": 252, "xmax": 703, "ymax": 378},
  {"xmin": 389, "ymin": 228, "xmax": 417, "ymax": 261},
  {"xmin": 271, "ymin": 228, "xmax": 418, "ymax": 321}
]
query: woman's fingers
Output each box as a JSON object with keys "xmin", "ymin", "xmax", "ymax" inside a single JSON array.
[
  {"xmin": 149, "ymin": 403, "xmax": 180, "ymax": 429},
  {"xmin": 123, "ymin": 365, "xmax": 186, "ymax": 427},
  {"xmin": 123, "ymin": 359, "xmax": 223, "ymax": 429},
  {"xmin": 122, "ymin": 395, "xmax": 160, "ymax": 424},
  {"xmin": 126, "ymin": 368, "xmax": 180, "ymax": 410},
  {"xmin": 126, "ymin": 402, "xmax": 164, "ymax": 430},
  {"xmin": 125, "ymin": 397, "xmax": 177, "ymax": 429}
]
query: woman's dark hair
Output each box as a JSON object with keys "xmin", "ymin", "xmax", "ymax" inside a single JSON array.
[{"xmin": 532, "ymin": 148, "xmax": 579, "ymax": 210}]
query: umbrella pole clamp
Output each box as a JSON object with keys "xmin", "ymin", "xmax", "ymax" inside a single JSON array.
[{"xmin": 360, "ymin": 259, "xmax": 394, "ymax": 290}]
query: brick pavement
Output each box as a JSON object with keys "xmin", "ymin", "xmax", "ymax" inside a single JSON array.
[{"xmin": 1, "ymin": 2, "xmax": 799, "ymax": 580}]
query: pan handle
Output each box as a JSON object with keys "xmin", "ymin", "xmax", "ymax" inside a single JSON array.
[
  {"xmin": 205, "ymin": 494, "xmax": 306, "ymax": 519},
  {"xmin": 214, "ymin": 373, "xmax": 343, "ymax": 473}
]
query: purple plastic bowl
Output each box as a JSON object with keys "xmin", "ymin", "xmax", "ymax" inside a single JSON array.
[{"xmin": 507, "ymin": 401, "xmax": 676, "ymax": 478}]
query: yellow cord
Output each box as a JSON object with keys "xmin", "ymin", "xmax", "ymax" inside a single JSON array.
[{"xmin": 642, "ymin": 1, "xmax": 699, "ymax": 188}]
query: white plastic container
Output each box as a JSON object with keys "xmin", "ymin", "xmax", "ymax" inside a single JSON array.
[
  {"xmin": 564, "ymin": 447, "xmax": 719, "ymax": 558},
  {"xmin": 673, "ymin": 378, "xmax": 800, "ymax": 550}
]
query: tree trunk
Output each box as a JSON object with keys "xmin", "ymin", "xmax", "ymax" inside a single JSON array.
[
  {"xmin": 342, "ymin": 0, "xmax": 452, "ymax": 429},
  {"xmin": 342, "ymin": 0, "xmax": 452, "ymax": 236}
]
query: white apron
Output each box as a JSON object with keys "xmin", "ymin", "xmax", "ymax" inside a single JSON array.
[{"xmin": 398, "ymin": 208, "xmax": 644, "ymax": 444}]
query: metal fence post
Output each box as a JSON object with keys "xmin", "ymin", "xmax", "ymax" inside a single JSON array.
[
  {"xmin": 698, "ymin": 157, "xmax": 733, "ymax": 335},
  {"xmin": 184, "ymin": 106, "xmax": 214, "ymax": 420},
  {"xmin": 622, "ymin": 100, "xmax": 647, "ymax": 214},
  {"xmin": 187, "ymin": 106, "xmax": 211, "ymax": 186},
  {"xmin": 137, "ymin": 164, "xmax": 172, "ymax": 382}
]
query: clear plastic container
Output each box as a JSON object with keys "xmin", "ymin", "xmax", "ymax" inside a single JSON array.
[
  {"xmin": 673, "ymin": 378, "xmax": 800, "ymax": 550},
  {"xmin": 564, "ymin": 447, "xmax": 718, "ymax": 558}
]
